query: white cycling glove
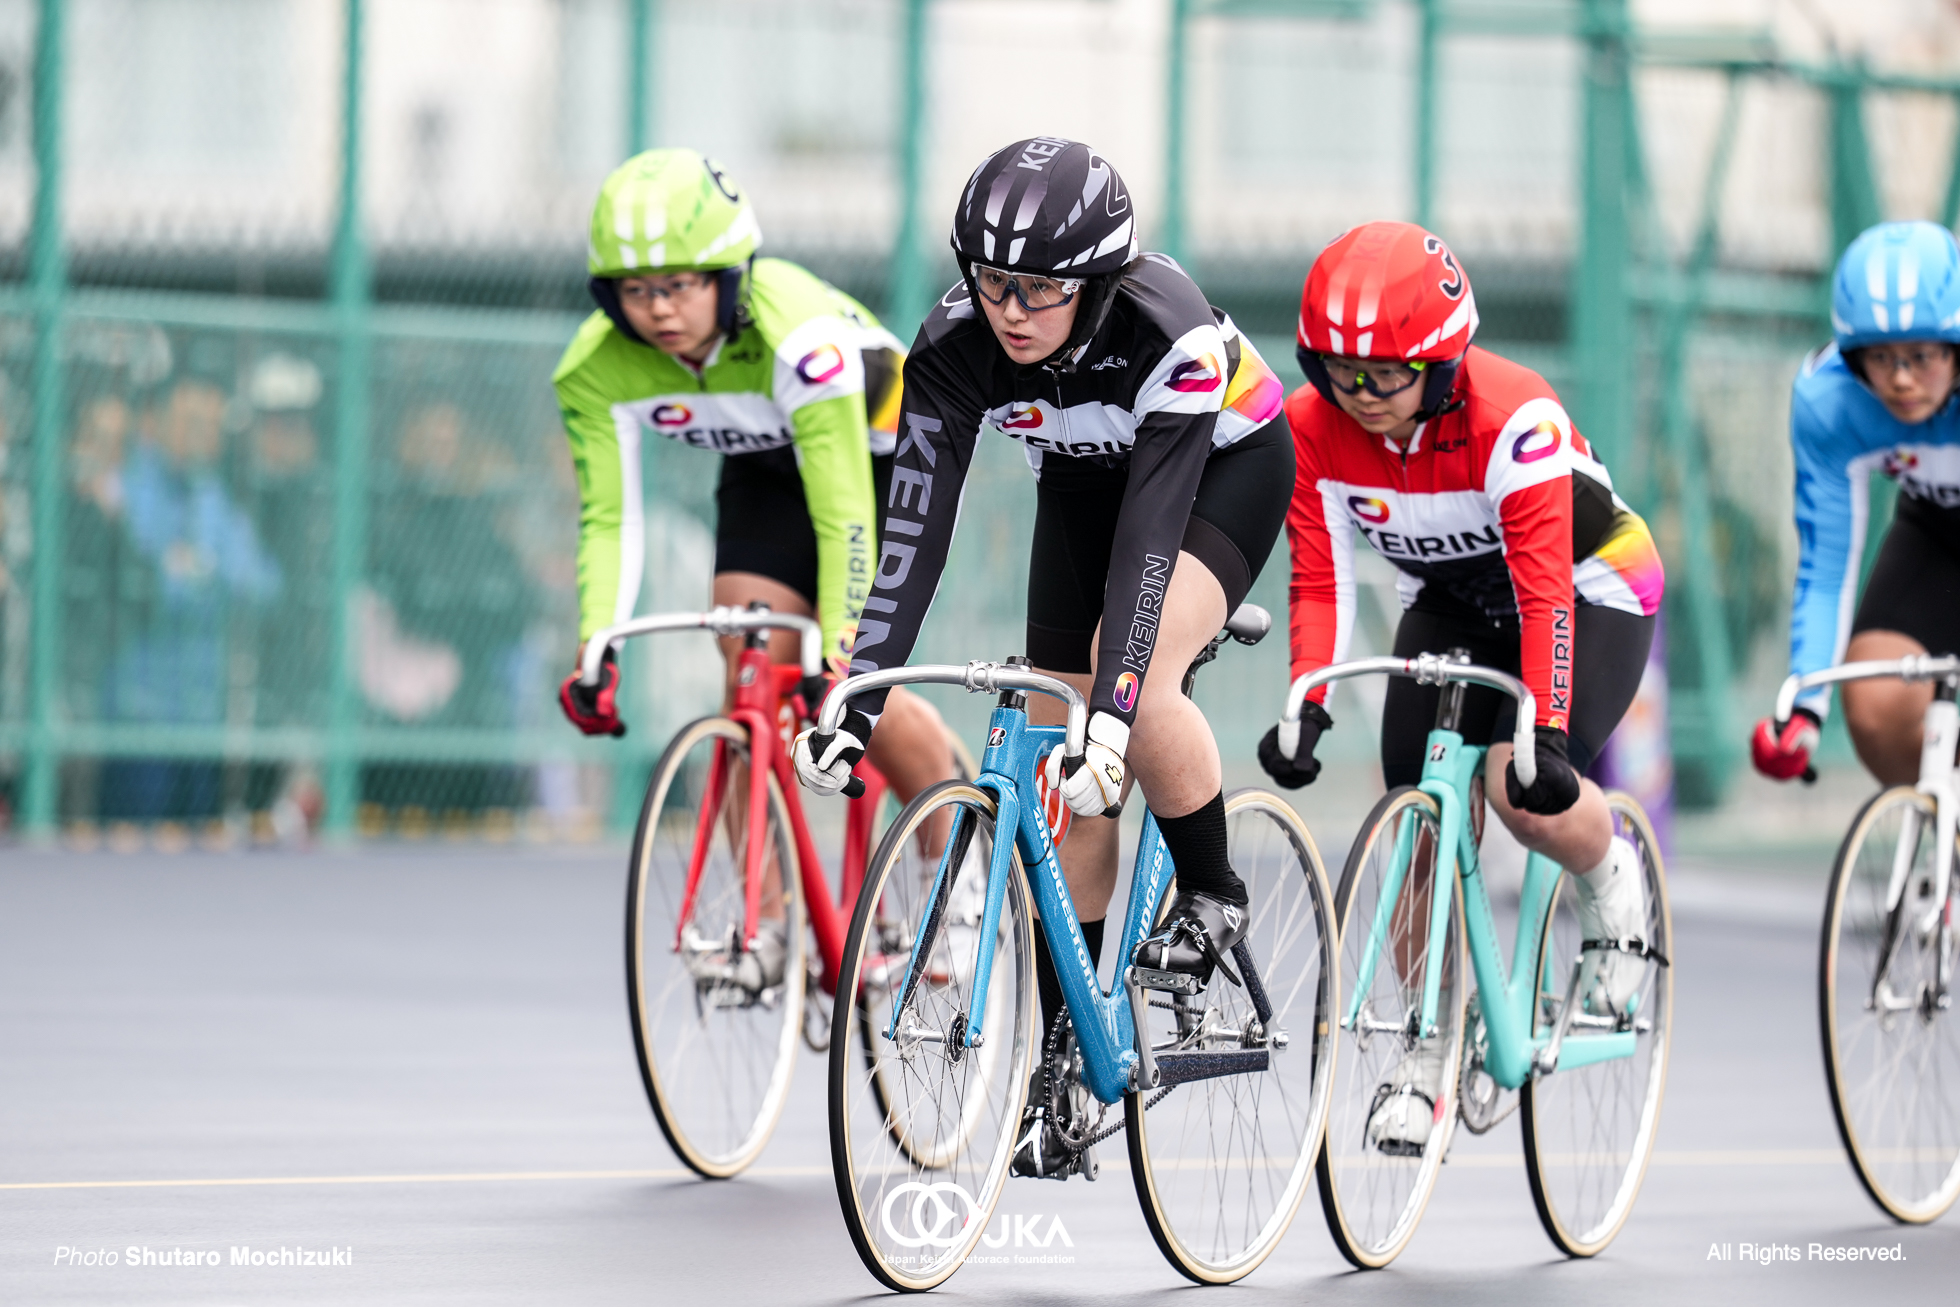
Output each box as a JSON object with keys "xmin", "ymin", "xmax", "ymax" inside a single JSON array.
[
  {"xmin": 1046, "ymin": 711, "xmax": 1128, "ymax": 818},
  {"xmin": 793, "ymin": 707, "xmax": 874, "ymax": 797}
]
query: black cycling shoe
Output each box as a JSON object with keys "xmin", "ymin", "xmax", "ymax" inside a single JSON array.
[{"xmin": 1130, "ymin": 889, "xmax": 1250, "ymax": 995}]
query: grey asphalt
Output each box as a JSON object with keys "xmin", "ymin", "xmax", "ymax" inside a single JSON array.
[{"xmin": 2, "ymin": 840, "xmax": 1954, "ymax": 1306}]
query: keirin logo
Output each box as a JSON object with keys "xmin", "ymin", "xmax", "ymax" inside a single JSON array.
[
  {"xmin": 1113, "ymin": 671, "xmax": 1139, "ymax": 713},
  {"xmin": 796, "ymin": 344, "xmax": 846, "ymax": 385},
  {"xmin": 1002, "ymin": 405, "xmax": 1043, "ymax": 431},
  {"xmin": 1347, "ymin": 496, "xmax": 1390, "ymax": 524},
  {"xmin": 651, "ymin": 403, "xmax": 692, "ymax": 426},
  {"xmin": 1167, "ymin": 354, "xmax": 1222, "ymax": 392},
  {"xmin": 881, "ymin": 1181, "xmax": 982, "ymax": 1249},
  {"xmin": 1512, "ymin": 421, "xmax": 1563, "ymax": 464}
]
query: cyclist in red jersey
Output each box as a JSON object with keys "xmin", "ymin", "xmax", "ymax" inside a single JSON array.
[{"xmin": 1265, "ymin": 221, "xmax": 1666, "ymax": 1151}]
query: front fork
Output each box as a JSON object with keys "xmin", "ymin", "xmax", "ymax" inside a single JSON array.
[{"xmin": 1876, "ymin": 689, "xmax": 1960, "ymax": 1009}]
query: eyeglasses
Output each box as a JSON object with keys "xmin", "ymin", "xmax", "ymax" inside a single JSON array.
[
  {"xmin": 1860, "ymin": 344, "xmax": 1953, "ymax": 379},
  {"xmin": 971, "ymin": 264, "xmax": 1084, "ymax": 313},
  {"xmin": 620, "ymin": 273, "xmax": 715, "ymax": 305},
  {"xmin": 1320, "ymin": 355, "xmax": 1427, "ymax": 399}
]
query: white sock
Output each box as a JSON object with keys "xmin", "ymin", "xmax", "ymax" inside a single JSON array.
[{"xmin": 1573, "ymin": 835, "xmax": 1637, "ymax": 894}]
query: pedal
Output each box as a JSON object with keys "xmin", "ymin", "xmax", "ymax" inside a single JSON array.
[{"xmin": 1128, "ymin": 964, "xmax": 1202, "ymax": 996}]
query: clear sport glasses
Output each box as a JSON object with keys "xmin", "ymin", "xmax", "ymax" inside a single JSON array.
[
  {"xmin": 971, "ymin": 265, "xmax": 1084, "ymax": 312},
  {"xmin": 1860, "ymin": 344, "xmax": 1953, "ymax": 378},
  {"xmin": 1321, "ymin": 355, "xmax": 1427, "ymax": 399},
  {"xmin": 620, "ymin": 273, "xmax": 715, "ymax": 304}
]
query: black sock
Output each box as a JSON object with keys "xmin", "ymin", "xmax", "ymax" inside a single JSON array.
[
  {"xmin": 1153, "ymin": 791, "xmax": 1246, "ymax": 905},
  {"xmin": 1034, "ymin": 916, "xmax": 1106, "ymax": 1040}
]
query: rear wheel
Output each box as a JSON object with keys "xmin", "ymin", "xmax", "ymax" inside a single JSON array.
[
  {"xmin": 1821, "ymin": 785, "xmax": 1960, "ymax": 1223},
  {"xmin": 829, "ymin": 780, "xmax": 1035, "ymax": 1292},
  {"xmin": 1315, "ymin": 786, "xmax": 1466, "ymax": 1269},
  {"xmin": 1521, "ymin": 794, "xmax": 1672, "ymax": 1255},
  {"xmin": 1128, "ymin": 789, "xmax": 1338, "ymax": 1283},
  {"xmin": 627, "ymin": 717, "xmax": 805, "ymax": 1178}
]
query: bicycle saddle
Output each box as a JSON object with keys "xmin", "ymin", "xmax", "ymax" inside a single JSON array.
[{"xmin": 1225, "ymin": 604, "xmax": 1271, "ymax": 646}]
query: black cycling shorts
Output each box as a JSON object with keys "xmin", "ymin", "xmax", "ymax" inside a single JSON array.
[
  {"xmin": 713, "ymin": 447, "xmax": 893, "ymax": 605},
  {"xmin": 1379, "ymin": 600, "xmax": 1655, "ymax": 788},
  {"xmin": 1025, "ymin": 414, "xmax": 1294, "ymax": 673},
  {"xmin": 1851, "ymin": 509, "xmax": 1960, "ymax": 658}
]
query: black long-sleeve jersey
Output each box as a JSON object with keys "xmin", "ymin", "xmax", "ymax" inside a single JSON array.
[{"xmin": 847, "ymin": 253, "xmax": 1286, "ymax": 729}]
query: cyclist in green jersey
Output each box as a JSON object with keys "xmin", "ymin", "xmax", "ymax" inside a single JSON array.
[{"xmin": 554, "ymin": 149, "xmax": 959, "ymax": 985}]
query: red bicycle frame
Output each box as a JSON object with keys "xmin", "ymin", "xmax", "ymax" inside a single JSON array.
[{"xmin": 673, "ymin": 643, "xmax": 886, "ymax": 996}]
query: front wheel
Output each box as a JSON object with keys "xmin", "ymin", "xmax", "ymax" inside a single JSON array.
[
  {"xmin": 626, "ymin": 717, "xmax": 806, "ymax": 1178},
  {"xmin": 829, "ymin": 780, "xmax": 1035, "ymax": 1292},
  {"xmin": 1821, "ymin": 785, "xmax": 1960, "ymax": 1223},
  {"xmin": 1521, "ymin": 793, "xmax": 1672, "ymax": 1255},
  {"xmin": 1315, "ymin": 786, "xmax": 1466, "ymax": 1269},
  {"xmin": 1128, "ymin": 789, "xmax": 1338, "ymax": 1283}
]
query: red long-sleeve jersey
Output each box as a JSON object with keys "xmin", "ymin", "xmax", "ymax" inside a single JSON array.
[{"xmin": 1285, "ymin": 346, "xmax": 1664, "ymax": 732}]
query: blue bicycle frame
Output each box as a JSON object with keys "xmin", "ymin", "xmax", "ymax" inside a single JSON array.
[
  {"xmin": 1346, "ymin": 728, "xmax": 1636, "ymax": 1089},
  {"xmin": 885, "ymin": 698, "xmax": 1173, "ymax": 1105}
]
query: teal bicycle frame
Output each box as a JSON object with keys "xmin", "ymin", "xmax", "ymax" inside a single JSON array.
[
  {"xmin": 1283, "ymin": 653, "xmax": 1635, "ymax": 1089},
  {"xmin": 817, "ymin": 661, "xmax": 1274, "ymax": 1105}
]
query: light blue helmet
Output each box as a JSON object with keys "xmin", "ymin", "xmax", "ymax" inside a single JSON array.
[{"xmin": 1832, "ymin": 220, "xmax": 1960, "ymax": 352}]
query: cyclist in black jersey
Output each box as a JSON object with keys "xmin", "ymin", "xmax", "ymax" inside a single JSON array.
[{"xmin": 791, "ymin": 142, "xmax": 1293, "ymax": 1170}]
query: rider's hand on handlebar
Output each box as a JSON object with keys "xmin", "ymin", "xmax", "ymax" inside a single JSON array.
[
  {"xmin": 1259, "ymin": 701, "xmax": 1332, "ymax": 789},
  {"xmin": 1046, "ymin": 712, "xmax": 1127, "ymax": 817},
  {"xmin": 1751, "ymin": 708, "xmax": 1820, "ymax": 783},
  {"xmin": 559, "ymin": 646, "xmax": 626, "ymax": 737},
  {"xmin": 1504, "ymin": 726, "xmax": 1582, "ymax": 815},
  {"xmin": 793, "ymin": 707, "xmax": 873, "ymax": 798}
]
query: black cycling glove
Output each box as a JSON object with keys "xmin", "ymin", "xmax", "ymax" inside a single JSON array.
[
  {"xmin": 1504, "ymin": 725, "xmax": 1582, "ymax": 815},
  {"xmin": 1258, "ymin": 701, "xmax": 1333, "ymax": 790}
]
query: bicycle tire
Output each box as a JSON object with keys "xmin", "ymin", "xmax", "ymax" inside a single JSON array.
[
  {"xmin": 1820, "ymin": 785, "xmax": 1960, "ymax": 1223},
  {"xmin": 1128, "ymin": 788, "xmax": 1338, "ymax": 1283},
  {"xmin": 1521, "ymin": 792, "xmax": 1672, "ymax": 1255},
  {"xmin": 1315, "ymin": 786, "xmax": 1466, "ymax": 1269},
  {"xmin": 626, "ymin": 716, "xmax": 806, "ymax": 1179},
  {"xmin": 830, "ymin": 779, "xmax": 1035, "ymax": 1292}
]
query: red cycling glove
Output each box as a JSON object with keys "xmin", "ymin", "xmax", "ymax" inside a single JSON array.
[
  {"xmin": 559, "ymin": 648, "xmax": 626, "ymax": 738},
  {"xmin": 1750, "ymin": 708, "xmax": 1818, "ymax": 781}
]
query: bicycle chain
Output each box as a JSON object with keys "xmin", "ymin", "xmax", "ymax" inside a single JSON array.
[{"xmin": 1041, "ymin": 1012, "xmax": 1182, "ymax": 1154}]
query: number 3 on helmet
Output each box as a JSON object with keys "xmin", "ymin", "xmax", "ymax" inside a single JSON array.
[{"xmin": 1296, "ymin": 220, "xmax": 1481, "ymax": 420}]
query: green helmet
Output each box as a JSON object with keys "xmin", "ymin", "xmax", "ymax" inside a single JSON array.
[{"xmin": 587, "ymin": 149, "xmax": 762, "ymax": 278}]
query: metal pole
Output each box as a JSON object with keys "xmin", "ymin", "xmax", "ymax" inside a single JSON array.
[
  {"xmin": 22, "ymin": 0, "xmax": 66, "ymax": 840},
  {"xmin": 1569, "ymin": 0, "xmax": 1631, "ymax": 472},
  {"xmin": 1943, "ymin": 91, "xmax": 1960, "ymax": 231},
  {"xmin": 886, "ymin": 0, "xmax": 932, "ymax": 339},
  {"xmin": 323, "ymin": 0, "xmax": 371, "ymax": 839},
  {"xmin": 627, "ymin": 0, "xmax": 654, "ymax": 155},
  {"xmin": 1655, "ymin": 73, "xmax": 1743, "ymax": 798},
  {"xmin": 1413, "ymin": 0, "xmax": 1438, "ymax": 229},
  {"xmin": 1828, "ymin": 76, "xmax": 1883, "ymax": 262},
  {"xmin": 1163, "ymin": 0, "xmax": 1190, "ymax": 265}
]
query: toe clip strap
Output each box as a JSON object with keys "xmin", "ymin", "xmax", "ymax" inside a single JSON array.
[{"xmin": 1580, "ymin": 936, "xmax": 1670, "ymax": 968}]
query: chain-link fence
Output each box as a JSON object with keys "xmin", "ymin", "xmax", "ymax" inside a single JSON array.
[{"xmin": 4, "ymin": 0, "xmax": 1960, "ymax": 845}]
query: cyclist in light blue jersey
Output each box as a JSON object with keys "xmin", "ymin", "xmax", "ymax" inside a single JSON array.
[{"xmin": 1753, "ymin": 221, "xmax": 1960, "ymax": 785}]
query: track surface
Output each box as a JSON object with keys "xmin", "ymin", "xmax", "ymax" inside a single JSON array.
[{"xmin": 3, "ymin": 843, "xmax": 1953, "ymax": 1304}]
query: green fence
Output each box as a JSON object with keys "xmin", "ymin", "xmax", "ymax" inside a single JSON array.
[{"xmin": 3, "ymin": 0, "xmax": 1959, "ymax": 843}]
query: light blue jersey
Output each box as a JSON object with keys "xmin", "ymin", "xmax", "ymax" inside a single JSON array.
[{"xmin": 1788, "ymin": 345, "xmax": 1960, "ymax": 718}]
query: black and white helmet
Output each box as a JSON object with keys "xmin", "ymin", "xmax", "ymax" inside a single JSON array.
[
  {"xmin": 950, "ymin": 138, "xmax": 1141, "ymax": 367},
  {"xmin": 952, "ymin": 137, "xmax": 1138, "ymax": 274}
]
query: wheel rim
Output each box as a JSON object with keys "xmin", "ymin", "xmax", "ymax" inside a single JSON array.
[
  {"xmin": 1522, "ymin": 796, "xmax": 1671, "ymax": 1254},
  {"xmin": 1130, "ymin": 791, "xmax": 1336, "ymax": 1282},
  {"xmin": 628, "ymin": 720, "xmax": 804, "ymax": 1176},
  {"xmin": 1824, "ymin": 787, "xmax": 1960, "ymax": 1222},
  {"xmin": 1317, "ymin": 788, "xmax": 1462, "ymax": 1267},
  {"xmin": 833, "ymin": 782, "xmax": 1033, "ymax": 1290}
]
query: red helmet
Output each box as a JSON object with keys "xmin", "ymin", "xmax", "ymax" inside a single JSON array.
[{"xmin": 1296, "ymin": 221, "xmax": 1479, "ymax": 417}]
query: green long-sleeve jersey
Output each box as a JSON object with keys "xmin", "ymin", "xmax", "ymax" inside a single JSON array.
[{"xmin": 552, "ymin": 258, "xmax": 901, "ymax": 668}]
